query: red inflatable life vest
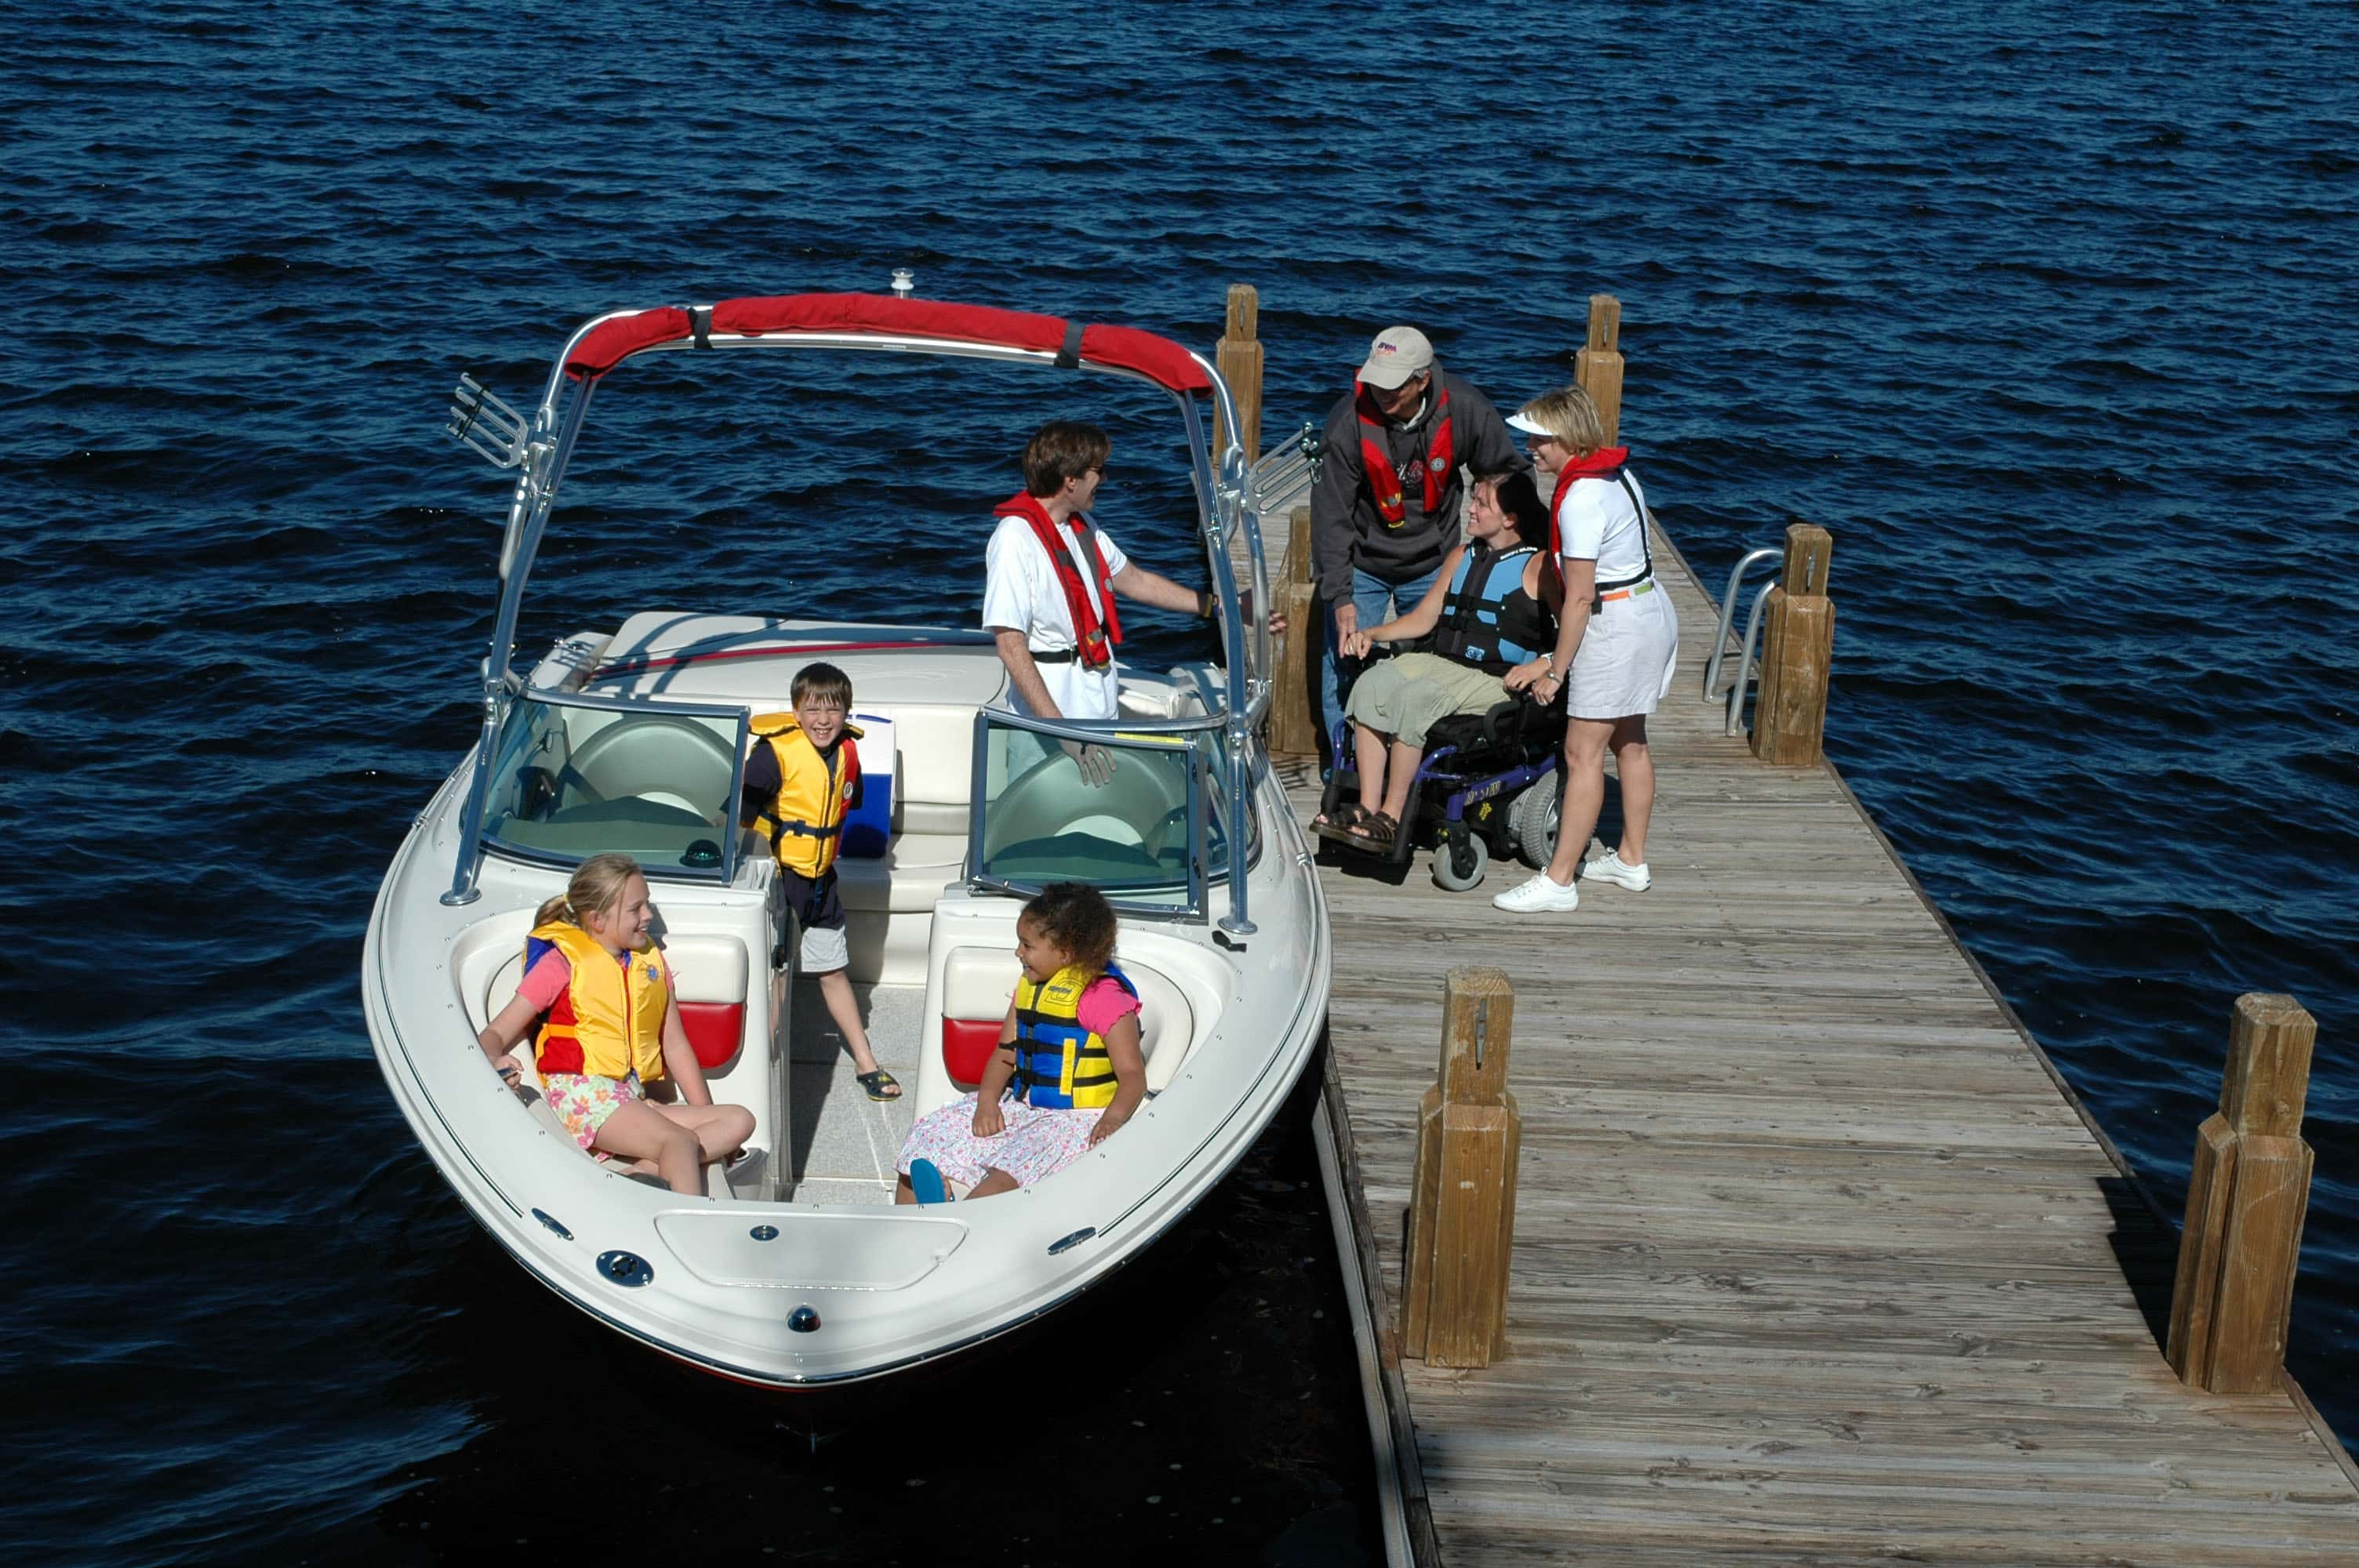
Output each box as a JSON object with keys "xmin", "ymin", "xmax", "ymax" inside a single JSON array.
[
  {"xmin": 1547, "ymin": 445, "xmax": 1631, "ymax": 562},
  {"xmin": 995, "ymin": 491, "xmax": 1121, "ymax": 670},
  {"xmin": 1356, "ymin": 380, "xmax": 1454, "ymax": 528}
]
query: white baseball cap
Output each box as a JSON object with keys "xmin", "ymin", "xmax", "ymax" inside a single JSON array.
[{"xmin": 1356, "ymin": 325, "xmax": 1434, "ymax": 390}]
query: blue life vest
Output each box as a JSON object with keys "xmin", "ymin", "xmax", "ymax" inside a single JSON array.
[
  {"xmin": 1432, "ymin": 543, "xmax": 1550, "ymax": 674},
  {"xmin": 1012, "ymin": 962, "xmax": 1139, "ymax": 1110}
]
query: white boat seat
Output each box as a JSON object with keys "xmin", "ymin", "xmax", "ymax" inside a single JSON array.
[
  {"xmin": 835, "ymin": 833, "xmax": 966, "ymax": 914},
  {"xmin": 939, "ymin": 946, "xmax": 1194, "ymax": 1094}
]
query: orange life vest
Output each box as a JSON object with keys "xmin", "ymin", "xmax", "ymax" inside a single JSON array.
[
  {"xmin": 749, "ymin": 714, "xmax": 862, "ymax": 877},
  {"xmin": 526, "ymin": 921, "xmax": 670, "ymax": 1082}
]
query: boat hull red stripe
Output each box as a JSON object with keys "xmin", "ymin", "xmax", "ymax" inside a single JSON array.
[{"xmin": 592, "ymin": 637, "xmax": 987, "ymax": 679}]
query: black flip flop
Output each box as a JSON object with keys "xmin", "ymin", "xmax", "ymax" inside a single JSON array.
[{"xmin": 856, "ymin": 1069, "xmax": 902, "ymax": 1102}]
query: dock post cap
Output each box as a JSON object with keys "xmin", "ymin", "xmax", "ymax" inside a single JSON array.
[
  {"xmin": 1438, "ymin": 966, "xmax": 1515, "ymax": 1106},
  {"xmin": 2220, "ymin": 992, "xmax": 2317, "ymax": 1138}
]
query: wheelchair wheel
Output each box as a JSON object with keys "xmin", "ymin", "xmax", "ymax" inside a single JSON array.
[
  {"xmin": 1510, "ymin": 780, "xmax": 1561, "ymax": 869},
  {"xmin": 1431, "ymin": 826, "xmax": 1489, "ymax": 891}
]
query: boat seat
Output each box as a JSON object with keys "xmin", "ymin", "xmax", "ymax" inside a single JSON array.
[
  {"xmin": 938, "ymin": 946, "xmax": 1194, "ymax": 1094},
  {"xmin": 834, "ymin": 833, "xmax": 966, "ymax": 913}
]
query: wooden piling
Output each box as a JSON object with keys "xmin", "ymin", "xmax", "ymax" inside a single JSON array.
[
  {"xmin": 1750, "ymin": 522, "xmax": 1837, "ymax": 765},
  {"xmin": 1575, "ymin": 293, "xmax": 1624, "ymax": 445},
  {"xmin": 2168, "ymin": 993, "xmax": 2318, "ymax": 1394},
  {"xmin": 1214, "ymin": 284, "xmax": 1263, "ymax": 464},
  {"xmin": 1269, "ymin": 505, "xmax": 1322, "ymax": 757},
  {"xmin": 1402, "ymin": 967, "xmax": 1521, "ymax": 1369}
]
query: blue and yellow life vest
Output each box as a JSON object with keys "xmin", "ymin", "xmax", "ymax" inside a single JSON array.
[
  {"xmin": 749, "ymin": 713, "xmax": 863, "ymax": 878},
  {"xmin": 1012, "ymin": 962, "xmax": 1138, "ymax": 1110},
  {"xmin": 1431, "ymin": 541, "xmax": 1550, "ymax": 673},
  {"xmin": 525, "ymin": 921, "xmax": 670, "ymax": 1082}
]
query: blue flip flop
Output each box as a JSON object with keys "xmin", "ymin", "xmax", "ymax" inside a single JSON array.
[{"xmin": 908, "ymin": 1158, "xmax": 951, "ymax": 1205}]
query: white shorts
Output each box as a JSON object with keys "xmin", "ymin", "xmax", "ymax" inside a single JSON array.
[{"xmin": 800, "ymin": 921, "xmax": 848, "ymax": 973}]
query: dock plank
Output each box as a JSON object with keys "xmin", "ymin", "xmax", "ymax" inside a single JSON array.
[{"xmin": 1300, "ymin": 522, "xmax": 2359, "ymax": 1563}]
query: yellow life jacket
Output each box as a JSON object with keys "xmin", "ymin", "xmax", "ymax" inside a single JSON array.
[
  {"xmin": 747, "ymin": 713, "xmax": 863, "ymax": 878},
  {"xmin": 1011, "ymin": 962, "xmax": 1138, "ymax": 1110},
  {"xmin": 526, "ymin": 921, "xmax": 670, "ymax": 1082}
]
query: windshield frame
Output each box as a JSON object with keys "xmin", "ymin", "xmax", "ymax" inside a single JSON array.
[
  {"xmin": 478, "ymin": 686, "xmax": 753, "ymax": 887},
  {"xmin": 964, "ymin": 708, "xmax": 1231, "ymax": 920}
]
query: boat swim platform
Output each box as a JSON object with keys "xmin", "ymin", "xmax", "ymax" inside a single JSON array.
[{"xmin": 1289, "ymin": 523, "xmax": 2359, "ymax": 1564}]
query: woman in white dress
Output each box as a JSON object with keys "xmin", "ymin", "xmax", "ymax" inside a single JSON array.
[{"xmin": 1491, "ymin": 385, "xmax": 1678, "ymax": 914}]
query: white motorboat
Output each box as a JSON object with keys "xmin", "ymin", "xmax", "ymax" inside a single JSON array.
[{"xmin": 364, "ymin": 290, "xmax": 1330, "ymax": 1386}]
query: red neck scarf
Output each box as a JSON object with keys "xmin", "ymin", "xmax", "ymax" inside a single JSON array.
[
  {"xmin": 1354, "ymin": 379, "xmax": 1454, "ymax": 527},
  {"xmin": 995, "ymin": 491, "xmax": 1121, "ymax": 670},
  {"xmin": 1547, "ymin": 446, "xmax": 1630, "ymax": 559}
]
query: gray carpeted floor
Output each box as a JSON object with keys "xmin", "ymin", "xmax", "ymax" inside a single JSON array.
[{"xmin": 783, "ymin": 978, "xmax": 923, "ymax": 1204}]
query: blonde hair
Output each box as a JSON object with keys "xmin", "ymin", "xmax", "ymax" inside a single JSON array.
[
  {"xmin": 533, "ymin": 852, "xmax": 645, "ymax": 935},
  {"xmin": 1514, "ymin": 384, "xmax": 1606, "ymax": 459}
]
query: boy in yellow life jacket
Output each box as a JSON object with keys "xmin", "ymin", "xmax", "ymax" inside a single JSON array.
[{"xmin": 739, "ymin": 662, "xmax": 900, "ymax": 1102}]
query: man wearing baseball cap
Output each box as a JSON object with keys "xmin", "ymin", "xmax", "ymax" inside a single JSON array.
[{"xmin": 1310, "ymin": 326, "xmax": 1526, "ymax": 757}]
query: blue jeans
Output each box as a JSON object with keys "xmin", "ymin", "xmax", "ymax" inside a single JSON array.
[{"xmin": 1321, "ymin": 564, "xmax": 1441, "ymax": 757}]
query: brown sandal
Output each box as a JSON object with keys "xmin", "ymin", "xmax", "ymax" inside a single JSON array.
[
  {"xmin": 1341, "ymin": 811, "xmax": 1398, "ymax": 852},
  {"xmin": 1312, "ymin": 800, "xmax": 1368, "ymax": 832},
  {"xmin": 1312, "ymin": 801, "xmax": 1373, "ymax": 847}
]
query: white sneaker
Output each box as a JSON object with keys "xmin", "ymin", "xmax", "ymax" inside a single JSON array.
[
  {"xmin": 1492, "ymin": 873, "xmax": 1580, "ymax": 913},
  {"xmin": 1581, "ymin": 850, "xmax": 1652, "ymax": 891}
]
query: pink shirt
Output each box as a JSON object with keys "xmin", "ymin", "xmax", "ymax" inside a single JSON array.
[
  {"xmin": 1074, "ymin": 975, "xmax": 1143, "ymax": 1040},
  {"xmin": 516, "ymin": 946, "xmax": 678, "ymax": 1011}
]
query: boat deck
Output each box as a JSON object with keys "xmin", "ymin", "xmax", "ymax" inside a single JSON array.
[
  {"xmin": 783, "ymin": 981, "xmax": 924, "ymax": 1206},
  {"xmin": 1294, "ymin": 524, "xmax": 2359, "ymax": 1563}
]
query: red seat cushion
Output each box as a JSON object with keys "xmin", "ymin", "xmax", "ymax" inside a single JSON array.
[
  {"xmin": 943, "ymin": 1017, "xmax": 1002, "ymax": 1087},
  {"xmin": 679, "ymin": 1001, "xmax": 744, "ymax": 1070}
]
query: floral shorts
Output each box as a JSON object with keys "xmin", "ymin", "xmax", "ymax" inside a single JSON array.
[{"xmin": 542, "ymin": 1069, "xmax": 645, "ymax": 1156}]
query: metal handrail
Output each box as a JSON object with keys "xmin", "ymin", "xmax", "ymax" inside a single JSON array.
[
  {"xmin": 1725, "ymin": 580, "xmax": 1779, "ymax": 737},
  {"xmin": 1243, "ymin": 422, "xmax": 1321, "ymax": 514},
  {"xmin": 1703, "ymin": 546, "xmax": 1782, "ymax": 703}
]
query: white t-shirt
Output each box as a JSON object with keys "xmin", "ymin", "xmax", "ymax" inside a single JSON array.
[
  {"xmin": 981, "ymin": 510, "xmax": 1132, "ymax": 721},
  {"xmin": 1553, "ymin": 469, "xmax": 1652, "ymax": 585}
]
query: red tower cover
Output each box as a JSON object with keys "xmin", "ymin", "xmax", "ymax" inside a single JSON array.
[{"xmin": 562, "ymin": 292, "xmax": 1211, "ymax": 394}]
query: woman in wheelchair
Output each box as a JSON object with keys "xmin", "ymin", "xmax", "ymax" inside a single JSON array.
[{"xmin": 1317, "ymin": 470, "xmax": 1560, "ymax": 851}]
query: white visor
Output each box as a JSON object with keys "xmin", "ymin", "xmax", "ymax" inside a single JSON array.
[{"xmin": 1505, "ymin": 411, "xmax": 1553, "ymax": 437}]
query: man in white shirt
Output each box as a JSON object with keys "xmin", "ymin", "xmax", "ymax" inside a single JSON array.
[{"xmin": 983, "ymin": 421, "xmax": 1218, "ymax": 784}]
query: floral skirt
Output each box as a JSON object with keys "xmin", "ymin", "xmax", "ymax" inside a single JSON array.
[
  {"xmin": 543, "ymin": 1069, "xmax": 646, "ymax": 1156},
  {"xmin": 897, "ymin": 1092, "xmax": 1101, "ymax": 1189}
]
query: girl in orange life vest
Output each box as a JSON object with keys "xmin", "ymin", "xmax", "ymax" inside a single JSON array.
[
  {"xmin": 1490, "ymin": 385, "xmax": 1680, "ymax": 916},
  {"xmin": 477, "ymin": 853, "xmax": 754, "ymax": 1195},
  {"xmin": 893, "ymin": 883, "xmax": 1146, "ymax": 1205}
]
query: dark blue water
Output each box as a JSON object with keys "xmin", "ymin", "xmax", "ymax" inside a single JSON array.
[{"xmin": 6, "ymin": 0, "xmax": 2357, "ymax": 1559}]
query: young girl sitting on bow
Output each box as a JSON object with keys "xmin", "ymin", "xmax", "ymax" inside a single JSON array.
[
  {"xmin": 477, "ymin": 852, "xmax": 754, "ymax": 1196},
  {"xmin": 895, "ymin": 882, "xmax": 1145, "ymax": 1203}
]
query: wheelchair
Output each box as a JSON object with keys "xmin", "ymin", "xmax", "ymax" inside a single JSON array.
[{"xmin": 1314, "ymin": 672, "xmax": 1569, "ymax": 891}]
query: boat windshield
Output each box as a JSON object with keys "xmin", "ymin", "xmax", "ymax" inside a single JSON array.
[
  {"xmin": 481, "ymin": 691, "xmax": 751, "ymax": 881},
  {"xmin": 969, "ymin": 713, "xmax": 1244, "ymax": 916}
]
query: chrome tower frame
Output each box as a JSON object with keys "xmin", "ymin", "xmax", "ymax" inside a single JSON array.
[{"xmin": 441, "ymin": 310, "xmax": 1274, "ymax": 938}]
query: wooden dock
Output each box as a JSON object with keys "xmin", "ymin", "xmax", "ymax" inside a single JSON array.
[{"xmin": 1295, "ymin": 524, "xmax": 2359, "ymax": 1563}]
